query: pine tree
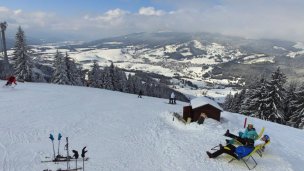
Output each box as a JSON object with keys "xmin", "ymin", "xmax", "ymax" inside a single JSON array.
[
  {"xmin": 263, "ymin": 67, "xmax": 286, "ymax": 123},
  {"xmin": 223, "ymin": 93, "xmax": 234, "ymax": 111},
  {"xmin": 126, "ymin": 74, "xmax": 142, "ymax": 94},
  {"xmin": 116, "ymin": 69, "xmax": 127, "ymax": 92},
  {"xmin": 79, "ymin": 66, "xmax": 87, "ymax": 86},
  {"xmin": 65, "ymin": 52, "xmax": 83, "ymax": 86},
  {"xmin": 230, "ymin": 89, "xmax": 246, "ymax": 113},
  {"xmin": 102, "ymin": 66, "xmax": 114, "ymax": 90},
  {"xmin": 52, "ymin": 50, "xmax": 69, "ymax": 85},
  {"xmin": 126, "ymin": 74, "xmax": 135, "ymax": 93},
  {"xmin": 13, "ymin": 26, "xmax": 32, "ymax": 82},
  {"xmin": 284, "ymin": 82, "xmax": 298, "ymax": 124},
  {"xmin": 112, "ymin": 66, "xmax": 121, "ymax": 91},
  {"xmin": 240, "ymin": 77, "xmax": 261, "ymax": 115},
  {"xmin": 240, "ymin": 89, "xmax": 254, "ymax": 116},
  {"xmin": 87, "ymin": 61, "xmax": 102, "ymax": 88},
  {"xmin": 249, "ymin": 77, "xmax": 268, "ymax": 120},
  {"xmin": 288, "ymin": 84, "xmax": 304, "ymax": 129}
]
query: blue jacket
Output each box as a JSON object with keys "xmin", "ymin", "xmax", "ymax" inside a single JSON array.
[
  {"xmin": 239, "ymin": 128, "xmax": 258, "ymax": 140},
  {"xmin": 235, "ymin": 146, "xmax": 254, "ymax": 159}
]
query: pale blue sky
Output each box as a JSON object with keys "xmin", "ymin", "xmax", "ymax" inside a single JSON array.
[
  {"xmin": 0, "ymin": 0, "xmax": 303, "ymax": 41},
  {"xmin": 0, "ymin": 0, "xmax": 176, "ymax": 16}
]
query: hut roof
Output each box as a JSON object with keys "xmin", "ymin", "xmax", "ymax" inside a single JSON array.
[{"xmin": 190, "ymin": 96, "xmax": 223, "ymax": 111}]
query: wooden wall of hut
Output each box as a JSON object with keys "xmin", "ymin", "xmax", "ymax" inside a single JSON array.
[{"xmin": 192, "ymin": 104, "xmax": 221, "ymax": 122}]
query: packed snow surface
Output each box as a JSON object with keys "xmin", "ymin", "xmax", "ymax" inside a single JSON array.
[{"xmin": 0, "ymin": 81, "xmax": 303, "ymax": 171}]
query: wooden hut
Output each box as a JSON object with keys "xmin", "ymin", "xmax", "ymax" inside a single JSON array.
[{"xmin": 183, "ymin": 97, "xmax": 223, "ymax": 122}]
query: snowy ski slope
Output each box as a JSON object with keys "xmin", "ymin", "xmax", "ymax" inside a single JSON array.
[{"xmin": 0, "ymin": 81, "xmax": 303, "ymax": 171}]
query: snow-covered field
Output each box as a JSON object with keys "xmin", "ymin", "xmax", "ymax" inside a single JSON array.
[
  {"xmin": 20, "ymin": 40, "xmax": 245, "ymax": 84},
  {"xmin": 287, "ymin": 42, "xmax": 304, "ymax": 58},
  {"xmin": 0, "ymin": 81, "xmax": 303, "ymax": 171}
]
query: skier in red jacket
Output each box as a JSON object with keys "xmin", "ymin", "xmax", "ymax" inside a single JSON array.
[{"xmin": 5, "ymin": 76, "xmax": 17, "ymax": 86}]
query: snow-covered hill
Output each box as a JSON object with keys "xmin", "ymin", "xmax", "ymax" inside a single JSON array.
[
  {"xmin": 6, "ymin": 32, "xmax": 304, "ymax": 99},
  {"xmin": 0, "ymin": 81, "xmax": 303, "ymax": 171}
]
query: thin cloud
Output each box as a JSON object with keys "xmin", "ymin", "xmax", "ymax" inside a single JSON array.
[
  {"xmin": 138, "ymin": 7, "xmax": 165, "ymax": 16},
  {"xmin": 1, "ymin": 1, "xmax": 304, "ymax": 42},
  {"xmin": 84, "ymin": 8, "xmax": 129, "ymax": 22}
]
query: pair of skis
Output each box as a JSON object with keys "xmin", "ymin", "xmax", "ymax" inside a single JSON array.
[
  {"xmin": 2, "ymin": 84, "xmax": 16, "ymax": 88},
  {"xmin": 41, "ymin": 157, "xmax": 89, "ymax": 163},
  {"xmin": 56, "ymin": 167, "xmax": 83, "ymax": 171},
  {"xmin": 43, "ymin": 168, "xmax": 83, "ymax": 171},
  {"xmin": 43, "ymin": 134, "xmax": 88, "ymax": 171}
]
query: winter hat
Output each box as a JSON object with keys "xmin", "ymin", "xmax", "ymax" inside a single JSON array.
[{"xmin": 263, "ymin": 135, "xmax": 270, "ymax": 140}]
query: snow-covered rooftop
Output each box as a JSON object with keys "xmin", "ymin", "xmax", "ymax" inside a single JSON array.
[{"xmin": 190, "ymin": 96, "xmax": 223, "ymax": 111}]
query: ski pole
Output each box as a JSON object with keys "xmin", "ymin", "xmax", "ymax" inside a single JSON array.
[
  {"xmin": 81, "ymin": 147, "xmax": 87, "ymax": 171},
  {"xmin": 58, "ymin": 133, "xmax": 62, "ymax": 156},
  {"xmin": 72, "ymin": 150, "xmax": 79, "ymax": 170},
  {"xmin": 211, "ymin": 145, "xmax": 220, "ymax": 151},
  {"xmin": 49, "ymin": 134, "xmax": 55, "ymax": 160}
]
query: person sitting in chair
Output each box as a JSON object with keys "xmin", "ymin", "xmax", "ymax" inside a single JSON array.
[
  {"xmin": 224, "ymin": 123, "xmax": 258, "ymax": 146},
  {"xmin": 206, "ymin": 135, "xmax": 270, "ymax": 159},
  {"xmin": 253, "ymin": 134, "xmax": 270, "ymax": 152}
]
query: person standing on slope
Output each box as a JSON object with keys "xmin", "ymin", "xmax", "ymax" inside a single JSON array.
[
  {"xmin": 138, "ymin": 90, "xmax": 143, "ymax": 98},
  {"xmin": 170, "ymin": 92, "xmax": 176, "ymax": 104},
  {"xmin": 5, "ymin": 75, "xmax": 17, "ymax": 86}
]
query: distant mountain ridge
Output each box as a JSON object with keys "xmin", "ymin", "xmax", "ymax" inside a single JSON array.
[
  {"xmin": 67, "ymin": 32, "xmax": 304, "ymax": 83},
  {"xmin": 81, "ymin": 32, "xmax": 298, "ymax": 56}
]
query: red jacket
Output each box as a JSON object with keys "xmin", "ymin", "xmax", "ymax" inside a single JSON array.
[{"xmin": 7, "ymin": 76, "xmax": 17, "ymax": 84}]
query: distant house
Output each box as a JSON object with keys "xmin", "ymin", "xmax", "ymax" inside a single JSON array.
[{"xmin": 183, "ymin": 96, "xmax": 223, "ymax": 122}]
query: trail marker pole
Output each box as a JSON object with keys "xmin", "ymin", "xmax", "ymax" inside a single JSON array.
[{"xmin": 65, "ymin": 137, "xmax": 70, "ymax": 169}]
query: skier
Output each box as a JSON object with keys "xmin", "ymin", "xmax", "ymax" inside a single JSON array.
[
  {"xmin": 5, "ymin": 75, "xmax": 17, "ymax": 86},
  {"xmin": 170, "ymin": 92, "xmax": 176, "ymax": 104},
  {"xmin": 224, "ymin": 123, "xmax": 258, "ymax": 146},
  {"xmin": 138, "ymin": 90, "xmax": 143, "ymax": 98},
  {"xmin": 206, "ymin": 135, "xmax": 270, "ymax": 159}
]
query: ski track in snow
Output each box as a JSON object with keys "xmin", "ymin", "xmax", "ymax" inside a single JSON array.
[
  {"xmin": 0, "ymin": 81, "xmax": 303, "ymax": 171},
  {"xmin": 0, "ymin": 141, "xmax": 9, "ymax": 171}
]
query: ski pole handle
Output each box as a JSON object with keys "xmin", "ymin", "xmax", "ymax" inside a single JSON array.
[
  {"xmin": 49, "ymin": 134, "xmax": 54, "ymax": 141},
  {"xmin": 58, "ymin": 133, "xmax": 62, "ymax": 140}
]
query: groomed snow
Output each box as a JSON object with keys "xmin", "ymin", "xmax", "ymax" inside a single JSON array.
[{"xmin": 0, "ymin": 81, "xmax": 303, "ymax": 171}]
